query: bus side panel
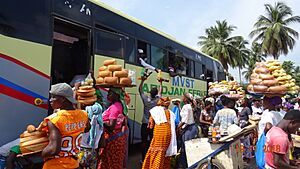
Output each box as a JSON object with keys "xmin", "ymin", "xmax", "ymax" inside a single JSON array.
[{"xmin": 0, "ymin": 35, "xmax": 51, "ymax": 146}]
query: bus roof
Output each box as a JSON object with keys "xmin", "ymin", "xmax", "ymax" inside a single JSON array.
[{"xmin": 89, "ymin": 0, "xmax": 222, "ymax": 65}]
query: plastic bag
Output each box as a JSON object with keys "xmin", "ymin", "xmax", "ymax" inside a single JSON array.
[{"xmin": 255, "ymin": 132, "xmax": 266, "ymax": 169}]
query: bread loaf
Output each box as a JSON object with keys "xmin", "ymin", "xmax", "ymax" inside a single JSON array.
[
  {"xmin": 20, "ymin": 130, "xmax": 47, "ymax": 138},
  {"xmin": 268, "ymin": 86, "xmax": 287, "ymax": 93},
  {"xmin": 119, "ymin": 77, "xmax": 132, "ymax": 85},
  {"xmin": 77, "ymin": 91, "xmax": 95, "ymax": 97},
  {"xmin": 104, "ymin": 77, "xmax": 118, "ymax": 85},
  {"xmin": 20, "ymin": 137, "xmax": 49, "ymax": 147},
  {"xmin": 255, "ymin": 67, "xmax": 270, "ymax": 74},
  {"xmin": 103, "ymin": 59, "xmax": 116, "ymax": 66},
  {"xmin": 108, "ymin": 65, "xmax": 122, "ymax": 72},
  {"xmin": 259, "ymin": 74, "xmax": 274, "ymax": 80},
  {"xmin": 20, "ymin": 142, "xmax": 49, "ymax": 155},
  {"xmin": 113, "ymin": 70, "xmax": 128, "ymax": 78},
  {"xmin": 250, "ymin": 79, "xmax": 262, "ymax": 85},
  {"xmin": 262, "ymin": 79, "xmax": 278, "ymax": 86},
  {"xmin": 96, "ymin": 77, "xmax": 104, "ymax": 84},
  {"xmin": 99, "ymin": 66, "xmax": 107, "ymax": 71},
  {"xmin": 99, "ymin": 71, "xmax": 112, "ymax": 78},
  {"xmin": 253, "ymin": 85, "xmax": 268, "ymax": 93}
]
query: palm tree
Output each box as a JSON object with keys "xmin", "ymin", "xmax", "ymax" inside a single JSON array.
[
  {"xmin": 294, "ymin": 66, "xmax": 300, "ymax": 86},
  {"xmin": 231, "ymin": 37, "xmax": 250, "ymax": 83},
  {"xmin": 249, "ymin": 2, "xmax": 300, "ymax": 59},
  {"xmin": 242, "ymin": 42, "xmax": 266, "ymax": 80},
  {"xmin": 282, "ymin": 61, "xmax": 295, "ymax": 75},
  {"xmin": 198, "ymin": 20, "xmax": 244, "ymax": 71}
]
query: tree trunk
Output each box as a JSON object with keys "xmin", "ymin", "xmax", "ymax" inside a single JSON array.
[{"xmin": 239, "ymin": 67, "xmax": 242, "ymax": 84}]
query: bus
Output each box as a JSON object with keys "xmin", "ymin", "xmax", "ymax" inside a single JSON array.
[{"xmin": 0, "ymin": 0, "xmax": 226, "ymax": 146}]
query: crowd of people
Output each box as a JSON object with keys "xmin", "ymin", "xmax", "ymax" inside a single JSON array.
[{"xmin": 1, "ymin": 73, "xmax": 300, "ymax": 169}]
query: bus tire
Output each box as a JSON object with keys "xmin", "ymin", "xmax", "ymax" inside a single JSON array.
[{"xmin": 196, "ymin": 159, "xmax": 226, "ymax": 169}]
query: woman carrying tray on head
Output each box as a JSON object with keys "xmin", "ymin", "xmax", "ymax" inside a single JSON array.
[{"xmin": 97, "ymin": 88, "xmax": 129, "ymax": 169}]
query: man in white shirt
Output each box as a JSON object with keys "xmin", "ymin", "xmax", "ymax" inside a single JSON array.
[
  {"xmin": 258, "ymin": 96, "xmax": 283, "ymax": 137},
  {"xmin": 251, "ymin": 98, "xmax": 263, "ymax": 116}
]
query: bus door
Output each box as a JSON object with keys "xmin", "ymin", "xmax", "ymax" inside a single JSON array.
[{"xmin": 51, "ymin": 18, "xmax": 92, "ymax": 86}]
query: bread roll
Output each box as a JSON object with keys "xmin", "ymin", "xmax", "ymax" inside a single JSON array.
[
  {"xmin": 103, "ymin": 59, "xmax": 116, "ymax": 66},
  {"xmin": 119, "ymin": 77, "xmax": 132, "ymax": 85},
  {"xmin": 259, "ymin": 74, "xmax": 274, "ymax": 80},
  {"xmin": 27, "ymin": 125, "xmax": 36, "ymax": 133},
  {"xmin": 250, "ymin": 79, "xmax": 262, "ymax": 85},
  {"xmin": 96, "ymin": 77, "xmax": 104, "ymax": 84},
  {"xmin": 104, "ymin": 77, "xmax": 119, "ymax": 85},
  {"xmin": 269, "ymin": 66, "xmax": 280, "ymax": 71},
  {"xmin": 262, "ymin": 79, "xmax": 278, "ymax": 86},
  {"xmin": 99, "ymin": 66, "xmax": 107, "ymax": 71},
  {"xmin": 108, "ymin": 65, "xmax": 122, "ymax": 72},
  {"xmin": 78, "ymin": 97, "xmax": 97, "ymax": 105},
  {"xmin": 268, "ymin": 86, "xmax": 287, "ymax": 93},
  {"xmin": 79, "ymin": 86, "xmax": 93, "ymax": 90},
  {"xmin": 113, "ymin": 70, "xmax": 128, "ymax": 78},
  {"xmin": 255, "ymin": 67, "xmax": 270, "ymax": 74},
  {"xmin": 99, "ymin": 71, "xmax": 112, "ymax": 78},
  {"xmin": 253, "ymin": 85, "xmax": 268, "ymax": 93}
]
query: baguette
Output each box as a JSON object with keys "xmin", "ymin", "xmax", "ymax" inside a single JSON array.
[
  {"xmin": 108, "ymin": 65, "xmax": 122, "ymax": 72},
  {"xmin": 119, "ymin": 77, "xmax": 132, "ymax": 85},
  {"xmin": 20, "ymin": 131, "xmax": 47, "ymax": 138},
  {"xmin": 104, "ymin": 77, "xmax": 119, "ymax": 85},
  {"xmin": 98, "ymin": 71, "xmax": 112, "ymax": 78},
  {"xmin": 21, "ymin": 142, "xmax": 49, "ymax": 154},
  {"xmin": 113, "ymin": 70, "xmax": 128, "ymax": 78},
  {"xmin": 103, "ymin": 59, "xmax": 116, "ymax": 66},
  {"xmin": 20, "ymin": 137, "xmax": 49, "ymax": 147},
  {"xmin": 99, "ymin": 66, "xmax": 107, "ymax": 71}
]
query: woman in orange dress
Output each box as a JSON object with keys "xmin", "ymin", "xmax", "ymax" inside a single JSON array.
[{"xmin": 142, "ymin": 97, "xmax": 177, "ymax": 169}]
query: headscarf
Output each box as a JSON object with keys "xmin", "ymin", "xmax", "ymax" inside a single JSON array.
[
  {"xmin": 157, "ymin": 97, "xmax": 171, "ymax": 107},
  {"xmin": 85, "ymin": 102, "xmax": 103, "ymax": 148},
  {"xmin": 110, "ymin": 87, "xmax": 128, "ymax": 116},
  {"xmin": 265, "ymin": 96, "xmax": 282, "ymax": 107}
]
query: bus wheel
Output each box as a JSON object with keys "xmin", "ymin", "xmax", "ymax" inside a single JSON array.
[{"xmin": 196, "ymin": 159, "xmax": 226, "ymax": 169}]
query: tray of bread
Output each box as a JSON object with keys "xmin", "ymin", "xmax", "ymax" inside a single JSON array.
[
  {"xmin": 20, "ymin": 123, "xmax": 49, "ymax": 156},
  {"xmin": 96, "ymin": 59, "xmax": 135, "ymax": 88},
  {"xmin": 247, "ymin": 60, "xmax": 299, "ymax": 96}
]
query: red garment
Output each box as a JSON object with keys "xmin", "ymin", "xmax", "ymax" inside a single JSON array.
[{"xmin": 265, "ymin": 127, "xmax": 289, "ymax": 169}]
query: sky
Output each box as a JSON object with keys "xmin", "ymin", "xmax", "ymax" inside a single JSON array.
[{"xmin": 100, "ymin": 0, "xmax": 300, "ymax": 82}]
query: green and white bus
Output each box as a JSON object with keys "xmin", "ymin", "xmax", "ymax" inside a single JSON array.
[{"xmin": 0, "ymin": 0, "xmax": 225, "ymax": 146}]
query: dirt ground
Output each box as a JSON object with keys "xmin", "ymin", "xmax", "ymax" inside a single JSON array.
[{"xmin": 127, "ymin": 143, "xmax": 258, "ymax": 169}]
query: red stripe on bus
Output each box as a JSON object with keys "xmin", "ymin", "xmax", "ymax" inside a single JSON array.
[
  {"xmin": 0, "ymin": 84, "xmax": 48, "ymax": 110},
  {"xmin": 0, "ymin": 53, "xmax": 50, "ymax": 79}
]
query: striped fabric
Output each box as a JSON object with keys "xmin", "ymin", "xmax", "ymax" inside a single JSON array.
[{"xmin": 142, "ymin": 110, "xmax": 172, "ymax": 169}]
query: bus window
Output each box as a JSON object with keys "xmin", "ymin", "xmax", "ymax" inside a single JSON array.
[
  {"xmin": 125, "ymin": 37, "xmax": 135, "ymax": 63},
  {"xmin": 137, "ymin": 40, "xmax": 150, "ymax": 64},
  {"xmin": 95, "ymin": 30, "xmax": 123, "ymax": 58},
  {"xmin": 189, "ymin": 60, "xmax": 195, "ymax": 77},
  {"xmin": 168, "ymin": 52, "xmax": 186, "ymax": 75},
  {"xmin": 195, "ymin": 62, "xmax": 203, "ymax": 79},
  {"xmin": 151, "ymin": 45, "xmax": 167, "ymax": 71}
]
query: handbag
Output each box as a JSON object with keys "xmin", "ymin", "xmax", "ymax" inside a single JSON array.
[{"xmin": 255, "ymin": 132, "xmax": 266, "ymax": 169}]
